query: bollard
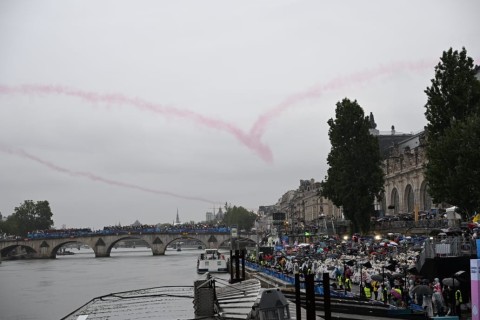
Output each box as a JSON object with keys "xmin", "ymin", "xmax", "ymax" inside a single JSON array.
[
  {"xmin": 295, "ymin": 273, "xmax": 301, "ymax": 320},
  {"xmin": 305, "ymin": 274, "xmax": 316, "ymax": 320},
  {"xmin": 323, "ymin": 273, "xmax": 332, "ymax": 320}
]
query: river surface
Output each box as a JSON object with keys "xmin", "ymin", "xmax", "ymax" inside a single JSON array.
[{"xmin": 0, "ymin": 247, "xmax": 230, "ymax": 320}]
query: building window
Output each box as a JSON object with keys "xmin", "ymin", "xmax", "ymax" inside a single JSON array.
[
  {"xmin": 420, "ymin": 181, "xmax": 432, "ymax": 211},
  {"xmin": 391, "ymin": 188, "xmax": 400, "ymax": 214},
  {"xmin": 405, "ymin": 185, "xmax": 414, "ymax": 213}
]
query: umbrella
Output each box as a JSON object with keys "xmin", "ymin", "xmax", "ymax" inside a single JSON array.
[
  {"xmin": 413, "ymin": 284, "xmax": 433, "ymax": 296},
  {"xmin": 345, "ymin": 259, "xmax": 355, "ymax": 266},
  {"xmin": 407, "ymin": 266, "xmax": 419, "ymax": 275},
  {"xmin": 371, "ymin": 274, "xmax": 383, "ymax": 281},
  {"xmin": 362, "ymin": 261, "xmax": 373, "ymax": 269},
  {"xmin": 385, "ymin": 264, "xmax": 396, "ymax": 272},
  {"xmin": 391, "ymin": 273, "xmax": 404, "ymax": 279},
  {"xmin": 390, "ymin": 289, "xmax": 402, "ymax": 300},
  {"xmin": 442, "ymin": 277, "xmax": 460, "ymax": 287}
]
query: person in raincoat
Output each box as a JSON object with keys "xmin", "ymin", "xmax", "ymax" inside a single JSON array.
[{"xmin": 432, "ymin": 278, "xmax": 445, "ymax": 316}]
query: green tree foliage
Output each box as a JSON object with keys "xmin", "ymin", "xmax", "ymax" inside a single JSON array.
[
  {"xmin": 0, "ymin": 217, "xmax": 17, "ymax": 236},
  {"xmin": 426, "ymin": 115, "xmax": 480, "ymax": 215},
  {"xmin": 4, "ymin": 200, "xmax": 54, "ymax": 237},
  {"xmin": 222, "ymin": 204, "xmax": 257, "ymax": 231},
  {"xmin": 321, "ymin": 98, "xmax": 384, "ymax": 234},
  {"xmin": 425, "ymin": 48, "xmax": 480, "ymax": 140},
  {"xmin": 424, "ymin": 47, "xmax": 480, "ymax": 216}
]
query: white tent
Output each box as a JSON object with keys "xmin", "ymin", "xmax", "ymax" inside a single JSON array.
[{"xmin": 445, "ymin": 206, "xmax": 461, "ymax": 219}]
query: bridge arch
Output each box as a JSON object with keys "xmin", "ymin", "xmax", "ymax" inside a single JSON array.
[
  {"xmin": 0, "ymin": 232, "xmax": 256, "ymax": 259},
  {"xmin": 0, "ymin": 244, "xmax": 37, "ymax": 259},
  {"xmin": 50, "ymin": 240, "xmax": 91, "ymax": 258},
  {"xmin": 163, "ymin": 236, "xmax": 207, "ymax": 250},
  {"xmin": 218, "ymin": 236, "xmax": 256, "ymax": 249}
]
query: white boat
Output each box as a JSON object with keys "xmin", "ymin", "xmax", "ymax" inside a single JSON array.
[{"xmin": 197, "ymin": 249, "xmax": 228, "ymax": 273}]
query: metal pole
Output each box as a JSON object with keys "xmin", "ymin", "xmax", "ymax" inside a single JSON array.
[
  {"xmin": 452, "ymin": 274, "xmax": 456, "ymax": 315},
  {"xmin": 323, "ymin": 272, "xmax": 332, "ymax": 320},
  {"xmin": 360, "ymin": 264, "xmax": 363, "ymax": 297},
  {"xmin": 295, "ymin": 273, "xmax": 301, "ymax": 320},
  {"xmin": 403, "ymin": 266, "xmax": 408, "ymax": 305},
  {"xmin": 241, "ymin": 250, "xmax": 245, "ymax": 281},
  {"xmin": 305, "ymin": 273, "xmax": 315, "ymax": 320},
  {"xmin": 235, "ymin": 249, "xmax": 240, "ymax": 281},
  {"xmin": 229, "ymin": 249, "xmax": 233, "ymax": 282}
]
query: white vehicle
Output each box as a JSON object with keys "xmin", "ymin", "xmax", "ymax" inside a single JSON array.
[{"xmin": 197, "ymin": 249, "xmax": 228, "ymax": 274}]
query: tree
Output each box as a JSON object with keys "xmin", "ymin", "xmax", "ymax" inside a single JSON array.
[
  {"xmin": 321, "ymin": 98, "xmax": 384, "ymax": 234},
  {"xmin": 8, "ymin": 200, "xmax": 54, "ymax": 237},
  {"xmin": 221, "ymin": 204, "xmax": 257, "ymax": 231},
  {"xmin": 424, "ymin": 47, "xmax": 480, "ymax": 216},
  {"xmin": 425, "ymin": 48, "xmax": 480, "ymax": 140},
  {"xmin": 426, "ymin": 115, "xmax": 480, "ymax": 215}
]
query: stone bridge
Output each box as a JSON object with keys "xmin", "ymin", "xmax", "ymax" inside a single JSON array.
[{"xmin": 0, "ymin": 232, "xmax": 257, "ymax": 259}]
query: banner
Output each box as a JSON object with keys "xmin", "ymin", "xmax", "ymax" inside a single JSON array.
[{"xmin": 471, "ymin": 259, "xmax": 480, "ymax": 320}]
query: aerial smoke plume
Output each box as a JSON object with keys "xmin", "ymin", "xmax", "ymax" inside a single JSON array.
[
  {"xmin": 0, "ymin": 58, "xmax": 441, "ymax": 202},
  {"xmin": 0, "ymin": 144, "xmax": 218, "ymax": 204}
]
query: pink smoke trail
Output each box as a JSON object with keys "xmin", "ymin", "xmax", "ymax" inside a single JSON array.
[
  {"xmin": 0, "ymin": 58, "xmax": 455, "ymax": 163},
  {"xmin": 0, "ymin": 144, "xmax": 218, "ymax": 204},
  {"xmin": 249, "ymin": 59, "xmax": 438, "ymax": 139},
  {"xmin": 0, "ymin": 84, "xmax": 274, "ymax": 163}
]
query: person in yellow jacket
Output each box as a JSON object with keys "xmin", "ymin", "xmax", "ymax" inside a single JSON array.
[
  {"xmin": 344, "ymin": 277, "xmax": 352, "ymax": 292},
  {"xmin": 455, "ymin": 289, "xmax": 463, "ymax": 316},
  {"xmin": 337, "ymin": 275, "xmax": 344, "ymax": 290},
  {"xmin": 473, "ymin": 212, "xmax": 480, "ymax": 223},
  {"xmin": 371, "ymin": 280, "xmax": 379, "ymax": 300},
  {"xmin": 364, "ymin": 282, "xmax": 372, "ymax": 299}
]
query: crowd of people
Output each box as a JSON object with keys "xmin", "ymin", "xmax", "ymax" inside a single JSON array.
[
  {"xmin": 247, "ymin": 231, "xmax": 471, "ymax": 318},
  {"xmin": 22, "ymin": 223, "xmax": 232, "ymax": 240}
]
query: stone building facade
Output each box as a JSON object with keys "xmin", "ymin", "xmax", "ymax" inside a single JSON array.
[
  {"xmin": 270, "ymin": 179, "xmax": 343, "ymax": 235},
  {"xmin": 258, "ymin": 124, "xmax": 438, "ymax": 233},
  {"xmin": 379, "ymin": 130, "xmax": 435, "ymax": 216}
]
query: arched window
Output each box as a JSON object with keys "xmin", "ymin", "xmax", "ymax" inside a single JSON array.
[
  {"xmin": 405, "ymin": 185, "xmax": 414, "ymax": 213},
  {"xmin": 391, "ymin": 188, "xmax": 400, "ymax": 214},
  {"xmin": 420, "ymin": 181, "xmax": 432, "ymax": 211},
  {"xmin": 377, "ymin": 192, "xmax": 386, "ymax": 217}
]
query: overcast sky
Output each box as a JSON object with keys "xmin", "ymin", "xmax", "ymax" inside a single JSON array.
[{"xmin": 0, "ymin": 1, "xmax": 479, "ymax": 230}]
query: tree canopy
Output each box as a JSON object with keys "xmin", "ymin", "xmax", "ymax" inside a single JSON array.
[
  {"xmin": 424, "ymin": 47, "xmax": 480, "ymax": 216},
  {"xmin": 321, "ymin": 98, "xmax": 384, "ymax": 234},
  {"xmin": 221, "ymin": 203, "xmax": 257, "ymax": 231},
  {"xmin": 0, "ymin": 200, "xmax": 54, "ymax": 237}
]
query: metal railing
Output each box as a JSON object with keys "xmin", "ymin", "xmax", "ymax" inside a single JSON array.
[{"xmin": 415, "ymin": 236, "xmax": 476, "ymax": 272}]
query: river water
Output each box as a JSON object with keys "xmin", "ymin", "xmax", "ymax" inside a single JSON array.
[{"xmin": 0, "ymin": 247, "xmax": 229, "ymax": 320}]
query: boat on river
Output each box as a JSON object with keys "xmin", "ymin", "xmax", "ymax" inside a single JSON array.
[{"xmin": 197, "ymin": 249, "xmax": 228, "ymax": 273}]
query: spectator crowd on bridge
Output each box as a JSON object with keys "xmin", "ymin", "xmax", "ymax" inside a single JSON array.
[{"xmin": 11, "ymin": 222, "xmax": 233, "ymax": 240}]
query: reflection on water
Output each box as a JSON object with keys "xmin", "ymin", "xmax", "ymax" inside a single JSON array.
[{"xmin": 0, "ymin": 248, "xmax": 230, "ymax": 320}]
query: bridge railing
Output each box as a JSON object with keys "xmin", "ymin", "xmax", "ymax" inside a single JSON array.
[
  {"xmin": 24, "ymin": 227, "xmax": 234, "ymax": 240},
  {"xmin": 372, "ymin": 218, "xmax": 449, "ymax": 232}
]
